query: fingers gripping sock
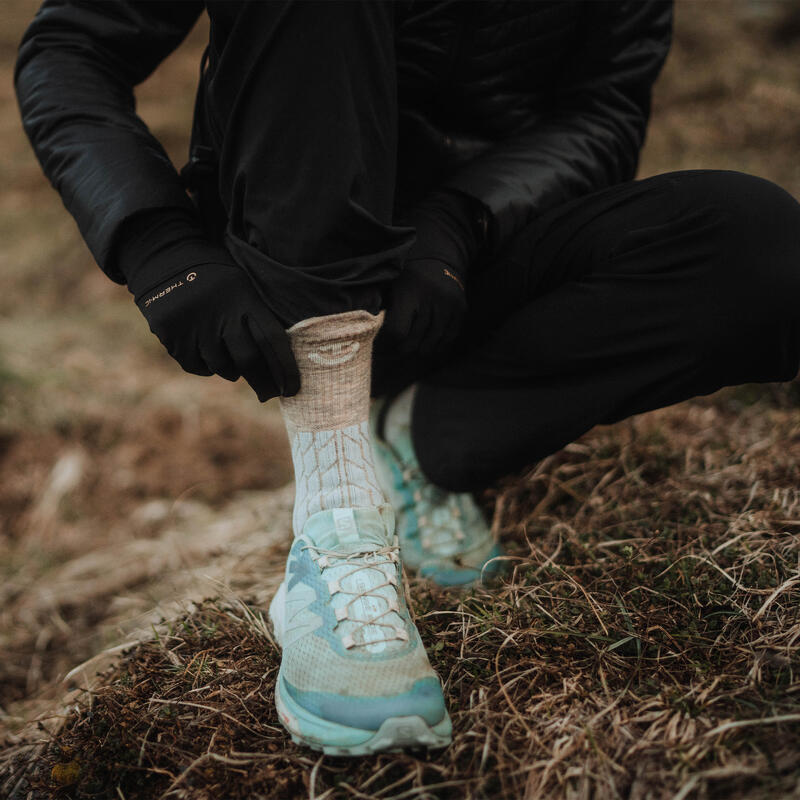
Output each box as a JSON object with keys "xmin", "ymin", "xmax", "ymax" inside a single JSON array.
[{"xmin": 280, "ymin": 310, "xmax": 387, "ymax": 536}]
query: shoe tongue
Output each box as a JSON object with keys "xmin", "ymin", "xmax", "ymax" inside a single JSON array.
[
  {"xmin": 303, "ymin": 507, "xmax": 407, "ymax": 654},
  {"xmin": 303, "ymin": 508, "xmax": 391, "ymax": 553}
]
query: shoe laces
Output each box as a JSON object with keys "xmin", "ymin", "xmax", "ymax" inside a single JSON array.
[
  {"xmin": 302, "ymin": 544, "xmax": 409, "ymax": 650},
  {"xmin": 398, "ymin": 464, "xmax": 471, "ymax": 555}
]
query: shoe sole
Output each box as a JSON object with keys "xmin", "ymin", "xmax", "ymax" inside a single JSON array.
[
  {"xmin": 269, "ymin": 582, "xmax": 452, "ymax": 755},
  {"xmin": 275, "ymin": 669, "xmax": 452, "ymax": 755},
  {"xmin": 420, "ymin": 543, "xmax": 508, "ymax": 588}
]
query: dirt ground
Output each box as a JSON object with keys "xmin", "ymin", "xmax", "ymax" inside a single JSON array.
[{"xmin": 2, "ymin": 1, "xmax": 800, "ymax": 798}]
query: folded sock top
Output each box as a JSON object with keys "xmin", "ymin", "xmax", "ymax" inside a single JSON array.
[{"xmin": 281, "ymin": 309, "xmax": 384, "ymax": 431}]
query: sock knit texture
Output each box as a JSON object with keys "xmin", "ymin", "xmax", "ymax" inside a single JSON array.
[{"xmin": 280, "ymin": 310, "xmax": 386, "ymax": 536}]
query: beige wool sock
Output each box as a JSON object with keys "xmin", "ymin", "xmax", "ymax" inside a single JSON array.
[{"xmin": 280, "ymin": 310, "xmax": 387, "ymax": 536}]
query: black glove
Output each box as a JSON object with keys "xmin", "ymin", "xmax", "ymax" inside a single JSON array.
[
  {"xmin": 380, "ymin": 188, "xmax": 488, "ymax": 356},
  {"xmin": 115, "ymin": 209, "xmax": 299, "ymax": 401}
]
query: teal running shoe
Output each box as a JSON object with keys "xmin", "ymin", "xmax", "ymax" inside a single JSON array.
[
  {"xmin": 269, "ymin": 506, "xmax": 452, "ymax": 755},
  {"xmin": 370, "ymin": 398, "xmax": 504, "ymax": 588}
]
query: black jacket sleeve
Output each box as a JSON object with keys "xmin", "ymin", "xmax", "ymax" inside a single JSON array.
[
  {"xmin": 14, "ymin": 0, "xmax": 204, "ymax": 284},
  {"xmin": 441, "ymin": 0, "xmax": 673, "ymax": 259}
]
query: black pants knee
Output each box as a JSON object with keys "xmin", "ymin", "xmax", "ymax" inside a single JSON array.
[
  {"xmin": 208, "ymin": 0, "xmax": 411, "ymax": 325},
  {"xmin": 408, "ymin": 170, "xmax": 800, "ymax": 491}
]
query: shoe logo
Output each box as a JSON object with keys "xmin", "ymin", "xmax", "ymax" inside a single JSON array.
[
  {"xmin": 308, "ymin": 341, "xmax": 360, "ymax": 365},
  {"xmin": 186, "ymin": 271, "xmax": 197, "ymax": 281},
  {"xmin": 333, "ymin": 508, "xmax": 359, "ymax": 544}
]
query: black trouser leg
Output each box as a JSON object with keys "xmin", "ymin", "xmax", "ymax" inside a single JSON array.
[
  {"xmin": 208, "ymin": 0, "xmax": 411, "ymax": 325},
  {"xmin": 411, "ymin": 170, "xmax": 800, "ymax": 491}
]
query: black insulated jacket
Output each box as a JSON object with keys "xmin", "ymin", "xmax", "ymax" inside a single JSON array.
[{"xmin": 15, "ymin": 0, "xmax": 673, "ymax": 284}]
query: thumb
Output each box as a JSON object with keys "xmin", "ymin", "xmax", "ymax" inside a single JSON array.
[
  {"xmin": 382, "ymin": 279, "xmax": 419, "ymax": 343},
  {"xmin": 244, "ymin": 312, "xmax": 301, "ymax": 397}
]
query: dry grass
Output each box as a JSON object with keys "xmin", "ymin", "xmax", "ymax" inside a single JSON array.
[{"xmin": 3, "ymin": 1, "xmax": 800, "ymax": 798}]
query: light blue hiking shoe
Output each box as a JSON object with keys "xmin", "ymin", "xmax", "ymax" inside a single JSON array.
[
  {"xmin": 268, "ymin": 506, "xmax": 452, "ymax": 755},
  {"xmin": 370, "ymin": 397, "xmax": 504, "ymax": 588}
]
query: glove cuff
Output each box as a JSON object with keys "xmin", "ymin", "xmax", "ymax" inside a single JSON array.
[{"xmin": 114, "ymin": 207, "xmax": 235, "ymax": 300}]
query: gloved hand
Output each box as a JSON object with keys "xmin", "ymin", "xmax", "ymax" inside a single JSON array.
[
  {"xmin": 380, "ymin": 188, "xmax": 488, "ymax": 357},
  {"xmin": 381, "ymin": 256, "xmax": 467, "ymax": 357},
  {"xmin": 115, "ymin": 209, "xmax": 299, "ymax": 401}
]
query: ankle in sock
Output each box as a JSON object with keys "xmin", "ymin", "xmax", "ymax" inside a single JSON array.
[{"xmin": 280, "ymin": 310, "xmax": 387, "ymax": 536}]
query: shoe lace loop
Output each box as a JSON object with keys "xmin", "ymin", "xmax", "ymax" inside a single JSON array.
[
  {"xmin": 302, "ymin": 544, "xmax": 408, "ymax": 650},
  {"xmin": 398, "ymin": 464, "xmax": 468, "ymax": 552}
]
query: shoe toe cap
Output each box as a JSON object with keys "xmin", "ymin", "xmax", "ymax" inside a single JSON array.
[
  {"xmin": 283, "ymin": 676, "xmax": 447, "ymax": 731},
  {"xmin": 419, "ymin": 543, "xmax": 506, "ymax": 587}
]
